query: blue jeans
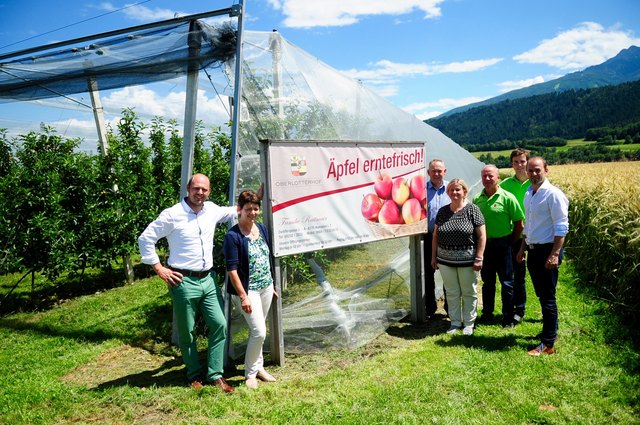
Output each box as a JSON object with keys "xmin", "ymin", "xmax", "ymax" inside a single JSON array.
[
  {"xmin": 527, "ymin": 244, "xmax": 562, "ymax": 347},
  {"xmin": 480, "ymin": 236, "xmax": 514, "ymax": 325},
  {"xmin": 169, "ymin": 272, "xmax": 227, "ymax": 382}
]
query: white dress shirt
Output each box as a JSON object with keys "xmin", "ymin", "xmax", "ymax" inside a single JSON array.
[
  {"xmin": 523, "ymin": 179, "xmax": 569, "ymax": 244},
  {"xmin": 138, "ymin": 198, "xmax": 237, "ymax": 271}
]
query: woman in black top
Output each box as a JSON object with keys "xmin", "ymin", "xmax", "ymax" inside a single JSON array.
[{"xmin": 431, "ymin": 179, "xmax": 486, "ymax": 335}]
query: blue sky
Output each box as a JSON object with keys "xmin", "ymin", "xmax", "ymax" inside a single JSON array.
[{"xmin": 1, "ymin": 0, "xmax": 640, "ymax": 149}]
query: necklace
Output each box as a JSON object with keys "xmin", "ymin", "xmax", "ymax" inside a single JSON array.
[{"xmin": 240, "ymin": 222, "xmax": 258, "ymax": 238}]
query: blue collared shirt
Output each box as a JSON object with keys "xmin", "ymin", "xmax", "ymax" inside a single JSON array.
[{"xmin": 427, "ymin": 180, "xmax": 450, "ymax": 232}]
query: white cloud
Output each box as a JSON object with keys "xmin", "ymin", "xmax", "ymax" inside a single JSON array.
[
  {"xmin": 102, "ymin": 86, "xmax": 229, "ymax": 124},
  {"xmin": 341, "ymin": 57, "xmax": 502, "ymax": 99},
  {"xmin": 269, "ymin": 0, "xmax": 445, "ymax": 28},
  {"xmin": 344, "ymin": 57, "xmax": 503, "ymax": 81},
  {"xmin": 497, "ymin": 76, "xmax": 545, "ymax": 93},
  {"xmin": 514, "ymin": 22, "xmax": 640, "ymax": 70},
  {"xmin": 2, "ymin": 85, "xmax": 231, "ymax": 152},
  {"xmin": 403, "ymin": 96, "xmax": 489, "ymax": 120},
  {"xmin": 97, "ymin": 2, "xmax": 183, "ymax": 21}
]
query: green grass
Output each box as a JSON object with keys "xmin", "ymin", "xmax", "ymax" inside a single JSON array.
[{"xmin": 1, "ymin": 260, "xmax": 639, "ymax": 424}]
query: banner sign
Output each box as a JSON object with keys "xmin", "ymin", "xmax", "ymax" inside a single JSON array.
[{"xmin": 267, "ymin": 141, "xmax": 427, "ymax": 257}]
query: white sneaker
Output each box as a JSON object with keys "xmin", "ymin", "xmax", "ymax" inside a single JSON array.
[
  {"xmin": 245, "ymin": 378, "xmax": 259, "ymax": 389},
  {"xmin": 446, "ymin": 326, "xmax": 461, "ymax": 334},
  {"xmin": 514, "ymin": 314, "xmax": 523, "ymax": 324},
  {"xmin": 463, "ymin": 325, "xmax": 474, "ymax": 336},
  {"xmin": 256, "ymin": 369, "xmax": 276, "ymax": 382}
]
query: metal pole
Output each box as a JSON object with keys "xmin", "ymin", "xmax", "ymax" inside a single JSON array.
[
  {"xmin": 410, "ymin": 235, "xmax": 425, "ymax": 323},
  {"xmin": 224, "ymin": 0, "xmax": 246, "ymax": 369},
  {"xmin": 179, "ymin": 21, "xmax": 202, "ymax": 198},
  {"xmin": 86, "ymin": 76, "xmax": 109, "ymax": 156},
  {"xmin": 172, "ymin": 21, "xmax": 202, "ymax": 346},
  {"xmin": 261, "ymin": 140, "xmax": 285, "ymax": 366},
  {"xmin": 228, "ymin": 0, "xmax": 244, "ymax": 204}
]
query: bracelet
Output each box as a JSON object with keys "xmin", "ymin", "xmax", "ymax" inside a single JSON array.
[{"xmin": 475, "ymin": 257, "xmax": 483, "ymax": 261}]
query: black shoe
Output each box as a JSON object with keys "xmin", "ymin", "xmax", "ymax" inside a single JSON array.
[{"xmin": 478, "ymin": 314, "xmax": 494, "ymax": 324}]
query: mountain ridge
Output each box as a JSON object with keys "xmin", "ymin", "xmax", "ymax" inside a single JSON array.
[{"xmin": 438, "ymin": 45, "xmax": 640, "ymax": 118}]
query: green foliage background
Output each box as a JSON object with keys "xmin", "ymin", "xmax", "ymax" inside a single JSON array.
[{"xmin": 0, "ymin": 109, "xmax": 232, "ymax": 287}]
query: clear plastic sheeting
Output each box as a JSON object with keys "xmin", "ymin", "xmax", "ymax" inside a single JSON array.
[
  {"xmin": 0, "ymin": 21, "xmax": 237, "ymax": 103},
  {"xmin": 228, "ymin": 31, "xmax": 483, "ymax": 355},
  {"xmin": 232, "ymin": 31, "xmax": 485, "ymax": 196},
  {"xmin": 228, "ymin": 239, "xmax": 412, "ymax": 358},
  {"xmin": 281, "ymin": 256, "xmax": 409, "ymax": 352}
]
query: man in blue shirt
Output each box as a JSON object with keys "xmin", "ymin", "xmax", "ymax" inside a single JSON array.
[{"xmin": 423, "ymin": 159, "xmax": 450, "ymax": 318}]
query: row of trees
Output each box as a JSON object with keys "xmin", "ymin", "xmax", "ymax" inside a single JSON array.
[
  {"xmin": 584, "ymin": 121, "xmax": 640, "ymax": 143},
  {"xmin": 463, "ymin": 136, "xmax": 567, "ymax": 153},
  {"xmin": 479, "ymin": 144, "xmax": 640, "ymax": 169},
  {"xmin": 0, "ymin": 109, "xmax": 232, "ymax": 283},
  {"xmin": 427, "ymin": 80, "xmax": 640, "ymax": 146}
]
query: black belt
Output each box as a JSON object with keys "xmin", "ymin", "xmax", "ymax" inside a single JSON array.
[
  {"xmin": 169, "ymin": 267, "xmax": 211, "ymax": 278},
  {"xmin": 527, "ymin": 243, "xmax": 554, "ymax": 250}
]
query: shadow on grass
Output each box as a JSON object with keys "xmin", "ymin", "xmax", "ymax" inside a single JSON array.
[
  {"xmin": 434, "ymin": 334, "xmax": 520, "ymax": 351},
  {"xmin": 386, "ymin": 314, "xmax": 452, "ymax": 340},
  {"xmin": 92, "ymin": 357, "xmax": 186, "ymax": 390},
  {"xmin": 92, "ymin": 353, "xmax": 243, "ymax": 391},
  {"xmin": 388, "ymin": 316, "xmax": 523, "ymax": 352},
  {"xmin": 0, "ymin": 293, "xmax": 176, "ymax": 357},
  {"xmin": 0, "ymin": 263, "xmax": 154, "ymax": 316}
]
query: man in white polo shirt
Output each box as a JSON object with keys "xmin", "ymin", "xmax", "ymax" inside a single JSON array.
[{"xmin": 517, "ymin": 157, "xmax": 569, "ymax": 356}]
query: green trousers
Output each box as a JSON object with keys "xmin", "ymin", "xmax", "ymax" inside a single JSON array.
[{"xmin": 169, "ymin": 272, "xmax": 226, "ymax": 382}]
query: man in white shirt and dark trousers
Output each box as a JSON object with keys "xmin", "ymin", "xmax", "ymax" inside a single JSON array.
[
  {"xmin": 517, "ymin": 157, "xmax": 569, "ymax": 356},
  {"xmin": 138, "ymin": 173, "xmax": 237, "ymax": 391}
]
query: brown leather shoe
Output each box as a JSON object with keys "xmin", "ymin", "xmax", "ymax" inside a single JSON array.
[
  {"xmin": 191, "ymin": 380, "xmax": 204, "ymax": 391},
  {"xmin": 527, "ymin": 343, "xmax": 555, "ymax": 356},
  {"xmin": 211, "ymin": 377, "xmax": 234, "ymax": 393}
]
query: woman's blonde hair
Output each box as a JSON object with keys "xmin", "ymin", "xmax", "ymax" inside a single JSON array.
[{"xmin": 446, "ymin": 178, "xmax": 468, "ymax": 196}]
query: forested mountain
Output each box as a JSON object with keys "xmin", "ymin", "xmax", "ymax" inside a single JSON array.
[
  {"xmin": 426, "ymin": 79, "xmax": 640, "ymax": 147},
  {"xmin": 439, "ymin": 45, "xmax": 640, "ymax": 117}
]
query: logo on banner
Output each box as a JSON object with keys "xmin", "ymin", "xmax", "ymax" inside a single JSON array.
[{"xmin": 290, "ymin": 155, "xmax": 307, "ymax": 176}]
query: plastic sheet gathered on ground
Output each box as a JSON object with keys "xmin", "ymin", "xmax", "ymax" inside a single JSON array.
[{"xmin": 228, "ymin": 240, "xmax": 414, "ymax": 357}]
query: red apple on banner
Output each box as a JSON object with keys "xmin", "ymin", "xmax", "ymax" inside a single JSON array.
[
  {"xmin": 409, "ymin": 174, "xmax": 426, "ymax": 203},
  {"xmin": 378, "ymin": 199, "xmax": 402, "ymax": 224},
  {"xmin": 402, "ymin": 198, "xmax": 423, "ymax": 224},
  {"xmin": 361, "ymin": 193, "xmax": 383, "ymax": 221},
  {"xmin": 374, "ymin": 172, "xmax": 393, "ymax": 200},
  {"xmin": 391, "ymin": 177, "xmax": 410, "ymax": 206}
]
